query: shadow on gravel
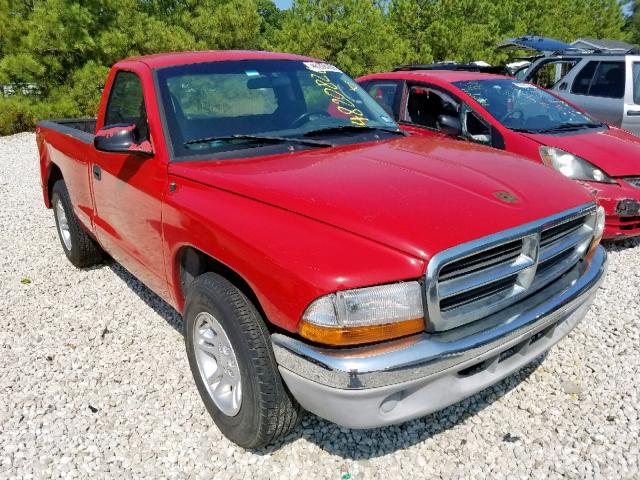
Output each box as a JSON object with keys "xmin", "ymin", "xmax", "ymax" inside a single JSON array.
[
  {"xmin": 102, "ymin": 257, "xmax": 551, "ymax": 459},
  {"xmin": 602, "ymin": 236, "xmax": 640, "ymax": 252},
  {"xmin": 253, "ymin": 354, "xmax": 546, "ymax": 459},
  {"xmin": 107, "ymin": 261, "xmax": 184, "ymax": 334}
]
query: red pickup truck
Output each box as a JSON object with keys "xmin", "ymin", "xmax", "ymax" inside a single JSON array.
[{"xmin": 36, "ymin": 51, "xmax": 607, "ymax": 448}]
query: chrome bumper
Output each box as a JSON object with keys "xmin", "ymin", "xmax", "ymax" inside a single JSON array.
[{"xmin": 272, "ymin": 246, "xmax": 607, "ymax": 428}]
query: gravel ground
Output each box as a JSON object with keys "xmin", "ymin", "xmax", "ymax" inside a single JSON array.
[{"xmin": 0, "ymin": 132, "xmax": 639, "ymax": 479}]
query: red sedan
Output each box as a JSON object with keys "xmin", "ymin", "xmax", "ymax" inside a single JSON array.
[{"xmin": 357, "ymin": 70, "xmax": 640, "ymax": 239}]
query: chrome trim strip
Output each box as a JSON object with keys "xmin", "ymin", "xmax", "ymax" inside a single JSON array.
[
  {"xmin": 425, "ymin": 203, "xmax": 595, "ymax": 331},
  {"xmin": 438, "ymin": 253, "xmax": 534, "ymax": 298},
  {"xmin": 272, "ymin": 246, "xmax": 606, "ymax": 390}
]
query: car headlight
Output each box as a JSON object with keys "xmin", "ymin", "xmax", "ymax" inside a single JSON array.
[
  {"xmin": 539, "ymin": 146, "xmax": 615, "ymax": 183},
  {"xmin": 587, "ymin": 205, "xmax": 606, "ymax": 261},
  {"xmin": 299, "ymin": 281, "xmax": 425, "ymax": 346}
]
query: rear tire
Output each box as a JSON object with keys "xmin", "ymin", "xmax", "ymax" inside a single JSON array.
[
  {"xmin": 51, "ymin": 180, "xmax": 104, "ymax": 268},
  {"xmin": 184, "ymin": 273, "xmax": 301, "ymax": 448}
]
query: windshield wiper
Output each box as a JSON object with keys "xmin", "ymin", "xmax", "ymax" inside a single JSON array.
[
  {"xmin": 534, "ymin": 122, "xmax": 602, "ymax": 134},
  {"xmin": 184, "ymin": 134, "xmax": 334, "ymax": 148},
  {"xmin": 302, "ymin": 125, "xmax": 407, "ymax": 137},
  {"xmin": 509, "ymin": 127, "xmax": 540, "ymax": 133}
]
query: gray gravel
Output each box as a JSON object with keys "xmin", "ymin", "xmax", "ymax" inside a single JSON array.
[{"xmin": 0, "ymin": 132, "xmax": 639, "ymax": 479}]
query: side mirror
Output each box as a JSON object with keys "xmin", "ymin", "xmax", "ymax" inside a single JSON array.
[
  {"xmin": 94, "ymin": 124, "xmax": 153, "ymax": 157},
  {"xmin": 436, "ymin": 115, "xmax": 462, "ymax": 137}
]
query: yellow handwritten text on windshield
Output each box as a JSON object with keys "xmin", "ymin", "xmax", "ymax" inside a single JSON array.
[{"xmin": 310, "ymin": 73, "xmax": 369, "ymax": 127}]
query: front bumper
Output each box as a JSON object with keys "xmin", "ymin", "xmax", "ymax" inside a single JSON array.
[
  {"xmin": 272, "ymin": 246, "xmax": 607, "ymax": 429},
  {"xmin": 589, "ymin": 181, "xmax": 640, "ymax": 238}
]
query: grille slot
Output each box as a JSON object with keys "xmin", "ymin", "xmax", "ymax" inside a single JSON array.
[
  {"xmin": 427, "ymin": 205, "xmax": 596, "ymax": 332},
  {"xmin": 540, "ymin": 216, "xmax": 585, "ymax": 247},
  {"xmin": 438, "ymin": 239, "xmax": 523, "ymax": 281},
  {"xmin": 440, "ymin": 274, "xmax": 518, "ymax": 311}
]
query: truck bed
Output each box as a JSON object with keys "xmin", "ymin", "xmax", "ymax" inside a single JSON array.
[{"xmin": 37, "ymin": 118, "xmax": 97, "ymax": 144}]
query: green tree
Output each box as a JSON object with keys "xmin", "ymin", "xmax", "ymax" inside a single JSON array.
[
  {"xmin": 272, "ymin": 0, "xmax": 412, "ymax": 77},
  {"xmin": 180, "ymin": 0, "xmax": 263, "ymax": 49},
  {"xmin": 390, "ymin": 0, "xmax": 629, "ymax": 65},
  {"xmin": 256, "ymin": 0, "xmax": 286, "ymax": 46},
  {"xmin": 625, "ymin": 1, "xmax": 640, "ymax": 44}
]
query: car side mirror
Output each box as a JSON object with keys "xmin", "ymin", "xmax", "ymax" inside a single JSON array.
[
  {"xmin": 436, "ymin": 115, "xmax": 462, "ymax": 137},
  {"xmin": 94, "ymin": 124, "xmax": 153, "ymax": 157}
]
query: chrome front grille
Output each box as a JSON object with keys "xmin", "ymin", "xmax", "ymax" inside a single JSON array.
[
  {"xmin": 624, "ymin": 177, "xmax": 640, "ymax": 189},
  {"xmin": 425, "ymin": 204, "xmax": 596, "ymax": 331}
]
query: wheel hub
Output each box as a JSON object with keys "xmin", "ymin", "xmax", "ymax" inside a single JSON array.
[
  {"xmin": 54, "ymin": 198, "xmax": 72, "ymax": 251},
  {"xmin": 192, "ymin": 312, "xmax": 242, "ymax": 416}
]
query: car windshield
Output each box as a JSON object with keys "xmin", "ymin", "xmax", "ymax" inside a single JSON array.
[
  {"xmin": 453, "ymin": 79, "xmax": 600, "ymax": 133},
  {"xmin": 156, "ymin": 59, "xmax": 400, "ymax": 159}
]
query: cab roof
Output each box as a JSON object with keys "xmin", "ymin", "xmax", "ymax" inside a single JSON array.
[
  {"xmin": 361, "ymin": 70, "xmax": 514, "ymax": 84},
  {"xmin": 120, "ymin": 50, "xmax": 320, "ymax": 69}
]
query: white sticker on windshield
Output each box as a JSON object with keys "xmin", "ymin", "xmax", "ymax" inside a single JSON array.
[
  {"xmin": 303, "ymin": 62, "xmax": 342, "ymax": 73},
  {"xmin": 245, "ymin": 70, "xmax": 260, "ymax": 76},
  {"xmin": 514, "ymin": 82, "xmax": 537, "ymax": 89}
]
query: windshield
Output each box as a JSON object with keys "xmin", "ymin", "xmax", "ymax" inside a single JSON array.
[
  {"xmin": 453, "ymin": 79, "xmax": 599, "ymax": 133},
  {"xmin": 156, "ymin": 59, "xmax": 399, "ymax": 159}
]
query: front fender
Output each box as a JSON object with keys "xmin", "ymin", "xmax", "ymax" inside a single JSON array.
[{"xmin": 162, "ymin": 176, "xmax": 426, "ymax": 332}]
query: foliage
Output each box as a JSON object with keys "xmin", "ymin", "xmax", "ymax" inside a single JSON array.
[
  {"xmin": 0, "ymin": 0, "xmax": 632, "ymax": 135},
  {"xmin": 389, "ymin": 0, "xmax": 629, "ymax": 65},
  {"xmin": 626, "ymin": 1, "xmax": 640, "ymax": 44},
  {"xmin": 270, "ymin": 0, "xmax": 411, "ymax": 77}
]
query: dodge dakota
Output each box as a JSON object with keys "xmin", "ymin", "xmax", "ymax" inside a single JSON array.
[{"xmin": 36, "ymin": 51, "xmax": 607, "ymax": 448}]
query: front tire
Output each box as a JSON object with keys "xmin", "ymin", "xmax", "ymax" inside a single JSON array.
[
  {"xmin": 51, "ymin": 180, "xmax": 104, "ymax": 268},
  {"xmin": 184, "ymin": 273, "xmax": 300, "ymax": 448}
]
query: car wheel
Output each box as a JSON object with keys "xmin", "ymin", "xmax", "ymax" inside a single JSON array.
[
  {"xmin": 51, "ymin": 180, "xmax": 105, "ymax": 268},
  {"xmin": 184, "ymin": 272, "xmax": 301, "ymax": 448}
]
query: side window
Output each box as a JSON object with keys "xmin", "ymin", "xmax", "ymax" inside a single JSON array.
[
  {"xmin": 529, "ymin": 60, "xmax": 577, "ymax": 89},
  {"xmin": 589, "ymin": 61, "xmax": 625, "ymax": 98},
  {"xmin": 366, "ymin": 81, "xmax": 400, "ymax": 118},
  {"xmin": 405, "ymin": 86, "xmax": 459, "ymax": 130},
  {"xmin": 633, "ymin": 63, "xmax": 640, "ymax": 104},
  {"xmin": 571, "ymin": 61, "xmax": 598, "ymax": 95},
  {"xmin": 105, "ymin": 71, "xmax": 147, "ymax": 132},
  {"xmin": 463, "ymin": 110, "xmax": 491, "ymax": 145}
]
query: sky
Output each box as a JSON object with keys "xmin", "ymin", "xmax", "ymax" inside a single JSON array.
[{"xmin": 274, "ymin": 0, "xmax": 292, "ymax": 9}]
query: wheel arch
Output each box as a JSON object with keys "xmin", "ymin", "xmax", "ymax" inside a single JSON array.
[
  {"xmin": 174, "ymin": 245, "xmax": 267, "ymax": 322},
  {"xmin": 46, "ymin": 162, "xmax": 63, "ymax": 207}
]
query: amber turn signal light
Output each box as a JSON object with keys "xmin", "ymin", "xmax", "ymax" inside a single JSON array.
[{"xmin": 298, "ymin": 317, "xmax": 425, "ymax": 346}]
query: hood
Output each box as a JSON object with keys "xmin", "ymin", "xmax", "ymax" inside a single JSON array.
[
  {"xmin": 496, "ymin": 35, "xmax": 570, "ymax": 53},
  {"xmin": 169, "ymin": 137, "xmax": 594, "ymax": 260},
  {"xmin": 522, "ymin": 126, "xmax": 640, "ymax": 177}
]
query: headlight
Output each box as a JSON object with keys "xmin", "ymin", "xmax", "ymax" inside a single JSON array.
[
  {"xmin": 299, "ymin": 282, "xmax": 425, "ymax": 346},
  {"xmin": 587, "ymin": 205, "xmax": 606, "ymax": 261},
  {"xmin": 594, "ymin": 205, "xmax": 606, "ymax": 240},
  {"xmin": 539, "ymin": 147, "xmax": 615, "ymax": 183}
]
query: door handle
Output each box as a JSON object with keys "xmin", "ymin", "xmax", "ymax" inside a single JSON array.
[
  {"xmin": 92, "ymin": 165, "xmax": 102, "ymax": 181},
  {"xmin": 626, "ymin": 110, "xmax": 640, "ymax": 117}
]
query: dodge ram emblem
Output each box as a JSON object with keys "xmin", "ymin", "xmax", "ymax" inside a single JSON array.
[{"xmin": 494, "ymin": 191, "xmax": 518, "ymax": 203}]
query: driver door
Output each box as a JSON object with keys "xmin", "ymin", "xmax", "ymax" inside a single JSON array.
[
  {"xmin": 91, "ymin": 69, "xmax": 170, "ymax": 298},
  {"xmin": 399, "ymin": 84, "xmax": 460, "ymax": 139}
]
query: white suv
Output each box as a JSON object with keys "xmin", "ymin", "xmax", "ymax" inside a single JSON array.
[{"xmin": 522, "ymin": 51, "xmax": 640, "ymax": 136}]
